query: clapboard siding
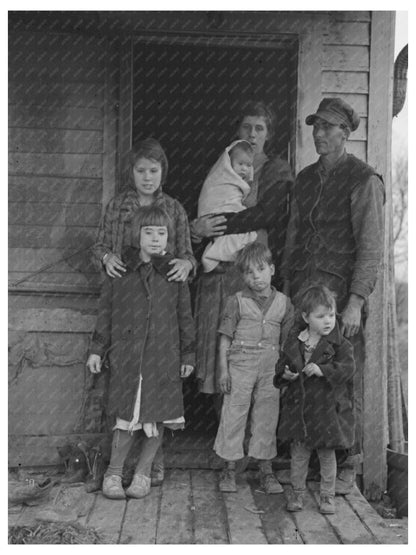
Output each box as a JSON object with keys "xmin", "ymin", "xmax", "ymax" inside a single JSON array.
[
  {"xmin": 9, "ymin": 128, "xmax": 103, "ymax": 154},
  {"xmin": 8, "ymin": 176, "xmax": 102, "ymax": 204},
  {"xmin": 8, "ymin": 106, "xmax": 104, "ymax": 130},
  {"xmin": 9, "ymin": 225, "xmax": 97, "ymax": 248},
  {"xmin": 9, "ymin": 202, "xmax": 102, "ymax": 226},
  {"xmin": 9, "ymin": 153, "xmax": 103, "ymax": 177}
]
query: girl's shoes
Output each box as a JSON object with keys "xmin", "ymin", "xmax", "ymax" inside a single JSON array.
[
  {"xmin": 102, "ymin": 474, "xmax": 125, "ymax": 500},
  {"xmin": 151, "ymin": 462, "xmax": 165, "ymax": 487},
  {"xmin": 260, "ymin": 472, "xmax": 284, "ymax": 494},
  {"xmin": 319, "ymin": 494, "xmax": 335, "ymax": 514},
  {"xmin": 125, "ymin": 474, "xmax": 151, "ymax": 498}
]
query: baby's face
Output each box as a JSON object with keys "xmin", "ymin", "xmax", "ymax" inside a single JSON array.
[{"xmin": 230, "ymin": 150, "xmax": 253, "ymax": 181}]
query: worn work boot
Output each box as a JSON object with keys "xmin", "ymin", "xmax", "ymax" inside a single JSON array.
[
  {"xmin": 286, "ymin": 490, "xmax": 304, "ymax": 512},
  {"xmin": 8, "ymin": 478, "xmax": 54, "ymax": 506},
  {"xmin": 102, "ymin": 474, "xmax": 125, "ymax": 500},
  {"xmin": 219, "ymin": 463, "xmax": 237, "ymax": 493},
  {"xmin": 320, "ymin": 494, "xmax": 335, "ymax": 514},
  {"xmin": 150, "ymin": 461, "xmax": 165, "ymax": 487},
  {"xmin": 335, "ymin": 467, "xmax": 356, "ymax": 495},
  {"xmin": 125, "ymin": 474, "xmax": 151, "ymax": 499}
]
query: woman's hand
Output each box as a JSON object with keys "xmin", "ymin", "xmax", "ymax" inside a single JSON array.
[
  {"xmin": 167, "ymin": 258, "xmax": 193, "ymax": 282},
  {"xmin": 180, "ymin": 364, "xmax": 194, "ymax": 378},
  {"xmin": 103, "ymin": 252, "xmax": 126, "ymax": 278},
  {"xmin": 191, "ymin": 214, "xmax": 228, "ymax": 241},
  {"xmin": 86, "ymin": 354, "xmax": 102, "ymax": 374}
]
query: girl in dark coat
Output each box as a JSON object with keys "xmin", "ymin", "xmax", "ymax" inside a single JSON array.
[
  {"xmin": 274, "ymin": 284, "xmax": 355, "ymax": 515},
  {"xmin": 87, "ymin": 206, "xmax": 195, "ymax": 500}
]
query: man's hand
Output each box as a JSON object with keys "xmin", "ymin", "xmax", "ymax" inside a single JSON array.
[
  {"xmin": 180, "ymin": 364, "xmax": 194, "ymax": 378},
  {"xmin": 302, "ymin": 362, "xmax": 323, "ymax": 377},
  {"xmin": 167, "ymin": 258, "xmax": 193, "ymax": 282},
  {"xmin": 341, "ymin": 294, "xmax": 364, "ymax": 337},
  {"xmin": 191, "ymin": 214, "xmax": 227, "ymax": 241},
  {"xmin": 103, "ymin": 252, "xmax": 126, "ymax": 278},
  {"xmin": 86, "ymin": 354, "xmax": 102, "ymax": 374}
]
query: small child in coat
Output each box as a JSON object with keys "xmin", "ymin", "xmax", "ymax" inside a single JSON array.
[
  {"xmin": 274, "ymin": 284, "xmax": 355, "ymax": 515},
  {"xmin": 214, "ymin": 242, "xmax": 294, "ymax": 494},
  {"xmin": 197, "ymin": 140, "xmax": 261, "ymax": 272},
  {"xmin": 86, "ymin": 205, "xmax": 195, "ymax": 500}
]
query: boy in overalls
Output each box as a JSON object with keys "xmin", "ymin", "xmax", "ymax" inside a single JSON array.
[{"xmin": 214, "ymin": 242, "xmax": 293, "ymax": 493}]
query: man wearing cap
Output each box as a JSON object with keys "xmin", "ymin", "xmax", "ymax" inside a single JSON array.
[{"xmin": 281, "ymin": 97, "xmax": 385, "ymax": 494}]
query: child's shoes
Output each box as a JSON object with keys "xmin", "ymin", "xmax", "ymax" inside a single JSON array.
[
  {"xmin": 319, "ymin": 494, "xmax": 335, "ymax": 514},
  {"xmin": 125, "ymin": 473, "xmax": 151, "ymax": 498},
  {"xmin": 219, "ymin": 466, "xmax": 237, "ymax": 493},
  {"xmin": 260, "ymin": 472, "xmax": 284, "ymax": 494},
  {"xmin": 102, "ymin": 474, "xmax": 125, "ymax": 500},
  {"xmin": 286, "ymin": 490, "xmax": 304, "ymax": 512},
  {"xmin": 151, "ymin": 461, "xmax": 165, "ymax": 487}
]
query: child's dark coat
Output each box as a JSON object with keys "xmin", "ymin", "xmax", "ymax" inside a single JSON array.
[
  {"xmin": 90, "ymin": 247, "xmax": 195, "ymax": 423},
  {"xmin": 274, "ymin": 322, "xmax": 355, "ymax": 450}
]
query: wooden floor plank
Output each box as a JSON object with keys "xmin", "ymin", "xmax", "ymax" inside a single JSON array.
[
  {"xmin": 191, "ymin": 469, "xmax": 229, "ymax": 544},
  {"xmin": 344, "ymin": 486, "xmax": 406, "ymax": 544},
  {"xmin": 311, "ymin": 489, "xmax": 376, "ymax": 544},
  {"xmin": 222, "ymin": 473, "xmax": 268, "ymax": 544},
  {"xmin": 247, "ymin": 473, "xmax": 303, "ymax": 544},
  {"xmin": 120, "ymin": 488, "xmax": 160, "ymax": 544},
  {"xmin": 87, "ymin": 493, "xmax": 126, "ymax": 544},
  {"xmin": 156, "ymin": 468, "xmax": 194, "ymax": 544},
  {"xmin": 288, "ymin": 484, "xmax": 340, "ymax": 544}
]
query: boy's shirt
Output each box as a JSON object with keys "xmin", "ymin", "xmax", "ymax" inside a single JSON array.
[{"xmin": 218, "ymin": 286, "xmax": 294, "ymax": 344}]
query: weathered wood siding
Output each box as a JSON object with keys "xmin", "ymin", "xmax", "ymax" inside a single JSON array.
[
  {"xmin": 8, "ymin": 31, "xmax": 109, "ymax": 293},
  {"xmin": 8, "ymin": 27, "xmax": 117, "ymax": 465}
]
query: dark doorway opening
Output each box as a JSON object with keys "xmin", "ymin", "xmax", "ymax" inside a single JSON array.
[{"xmin": 131, "ymin": 38, "xmax": 298, "ymax": 458}]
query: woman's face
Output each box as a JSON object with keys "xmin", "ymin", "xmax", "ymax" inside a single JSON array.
[
  {"xmin": 238, "ymin": 116, "xmax": 269, "ymax": 155},
  {"xmin": 133, "ymin": 157, "xmax": 162, "ymax": 199}
]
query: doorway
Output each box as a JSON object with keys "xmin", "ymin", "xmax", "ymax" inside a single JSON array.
[{"xmin": 131, "ymin": 38, "xmax": 298, "ymax": 449}]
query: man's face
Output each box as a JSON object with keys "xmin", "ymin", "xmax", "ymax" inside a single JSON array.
[{"xmin": 312, "ymin": 117, "xmax": 348, "ymax": 158}]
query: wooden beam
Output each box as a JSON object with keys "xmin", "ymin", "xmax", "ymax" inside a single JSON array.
[{"xmin": 363, "ymin": 10, "xmax": 395, "ymax": 500}]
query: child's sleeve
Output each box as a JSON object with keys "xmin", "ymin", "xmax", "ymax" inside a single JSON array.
[
  {"xmin": 217, "ymin": 295, "xmax": 240, "ymax": 339},
  {"xmin": 89, "ymin": 278, "xmax": 112, "ymax": 358},
  {"xmin": 177, "ymin": 282, "xmax": 196, "ymax": 367},
  {"xmin": 273, "ymin": 352, "xmax": 290, "ymax": 389},
  {"xmin": 319, "ymin": 338, "xmax": 356, "ymax": 387}
]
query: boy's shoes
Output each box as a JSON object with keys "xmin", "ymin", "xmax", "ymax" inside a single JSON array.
[
  {"xmin": 150, "ymin": 462, "xmax": 165, "ymax": 487},
  {"xmin": 102, "ymin": 474, "xmax": 125, "ymax": 500},
  {"xmin": 286, "ymin": 490, "xmax": 304, "ymax": 512},
  {"xmin": 219, "ymin": 467, "xmax": 237, "ymax": 493},
  {"xmin": 320, "ymin": 494, "xmax": 335, "ymax": 514},
  {"xmin": 260, "ymin": 472, "xmax": 284, "ymax": 494},
  {"xmin": 125, "ymin": 473, "xmax": 151, "ymax": 498}
]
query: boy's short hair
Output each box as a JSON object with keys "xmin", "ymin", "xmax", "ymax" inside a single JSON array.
[
  {"xmin": 229, "ymin": 140, "xmax": 254, "ymax": 160},
  {"xmin": 131, "ymin": 205, "xmax": 173, "ymax": 246},
  {"xmin": 295, "ymin": 283, "xmax": 337, "ymax": 315},
  {"xmin": 235, "ymin": 242, "xmax": 273, "ymax": 273}
]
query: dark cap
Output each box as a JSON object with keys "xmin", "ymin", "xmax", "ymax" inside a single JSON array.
[{"xmin": 305, "ymin": 97, "xmax": 360, "ymax": 131}]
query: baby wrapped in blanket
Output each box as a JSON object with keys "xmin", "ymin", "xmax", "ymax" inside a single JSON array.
[{"xmin": 198, "ymin": 140, "xmax": 258, "ymax": 273}]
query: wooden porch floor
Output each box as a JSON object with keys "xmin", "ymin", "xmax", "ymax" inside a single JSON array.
[{"xmin": 8, "ymin": 469, "xmax": 406, "ymax": 544}]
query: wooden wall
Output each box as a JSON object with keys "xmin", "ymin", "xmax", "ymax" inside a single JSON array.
[{"xmin": 8, "ymin": 26, "xmax": 118, "ymax": 465}]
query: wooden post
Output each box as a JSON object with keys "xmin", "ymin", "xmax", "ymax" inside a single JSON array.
[{"xmin": 363, "ymin": 11, "xmax": 395, "ymax": 499}]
